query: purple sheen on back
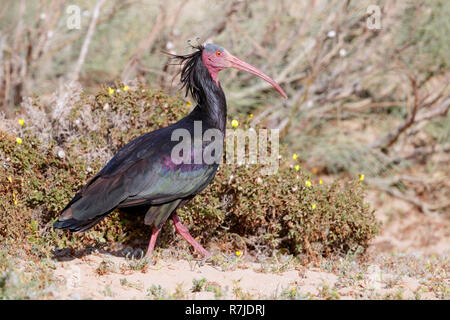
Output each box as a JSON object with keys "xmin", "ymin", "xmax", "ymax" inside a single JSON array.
[{"xmin": 159, "ymin": 153, "xmax": 208, "ymax": 173}]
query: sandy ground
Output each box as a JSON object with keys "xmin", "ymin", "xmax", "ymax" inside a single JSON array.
[
  {"xmin": 49, "ymin": 192, "xmax": 448, "ymax": 300},
  {"xmin": 54, "ymin": 256, "xmax": 309, "ymax": 299},
  {"xmin": 51, "ymin": 251, "xmax": 436, "ymax": 300}
]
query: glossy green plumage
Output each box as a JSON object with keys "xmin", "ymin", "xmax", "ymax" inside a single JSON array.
[{"xmin": 54, "ymin": 45, "xmax": 227, "ymax": 232}]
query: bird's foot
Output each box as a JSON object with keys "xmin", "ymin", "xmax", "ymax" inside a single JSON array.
[
  {"xmin": 172, "ymin": 214, "xmax": 211, "ymax": 258},
  {"xmin": 144, "ymin": 226, "xmax": 161, "ymax": 259}
]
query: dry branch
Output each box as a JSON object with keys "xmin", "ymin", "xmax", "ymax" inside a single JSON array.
[
  {"xmin": 370, "ymin": 76, "xmax": 421, "ymax": 150},
  {"xmin": 121, "ymin": 6, "xmax": 166, "ymax": 82},
  {"xmin": 70, "ymin": 0, "xmax": 107, "ymax": 82}
]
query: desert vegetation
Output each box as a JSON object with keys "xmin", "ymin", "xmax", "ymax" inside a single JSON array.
[{"xmin": 0, "ymin": 0, "xmax": 448, "ymax": 299}]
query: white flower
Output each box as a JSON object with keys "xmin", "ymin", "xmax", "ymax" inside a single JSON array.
[
  {"xmin": 339, "ymin": 48, "xmax": 347, "ymax": 57},
  {"xmin": 166, "ymin": 41, "xmax": 174, "ymax": 50},
  {"xmin": 40, "ymin": 13, "xmax": 47, "ymax": 20},
  {"xmin": 327, "ymin": 30, "xmax": 336, "ymax": 38},
  {"xmin": 57, "ymin": 150, "xmax": 66, "ymax": 159}
]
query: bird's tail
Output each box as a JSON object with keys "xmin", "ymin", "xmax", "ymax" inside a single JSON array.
[
  {"xmin": 53, "ymin": 214, "xmax": 106, "ymax": 233},
  {"xmin": 53, "ymin": 192, "xmax": 111, "ymax": 232}
]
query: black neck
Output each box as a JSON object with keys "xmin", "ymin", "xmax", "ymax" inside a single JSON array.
[
  {"xmin": 193, "ymin": 60, "xmax": 227, "ymax": 132},
  {"xmin": 176, "ymin": 47, "xmax": 227, "ymax": 132}
]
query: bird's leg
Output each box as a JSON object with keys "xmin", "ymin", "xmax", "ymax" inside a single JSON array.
[
  {"xmin": 145, "ymin": 226, "xmax": 161, "ymax": 258},
  {"xmin": 172, "ymin": 214, "xmax": 211, "ymax": 257}
]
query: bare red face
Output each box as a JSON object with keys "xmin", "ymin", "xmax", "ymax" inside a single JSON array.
[
  {"xmin": 201, "ymin": 43, "xmax": 287, "ymax": 99},
  {"xmin": 201, "ymin": 46, "xmax": 232, "ymax": 76}
]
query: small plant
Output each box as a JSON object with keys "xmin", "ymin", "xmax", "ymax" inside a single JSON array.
[
  {"xmin": 279, "ymin": 286, "xmax": 311, "ymax": 300},
  {"xmin": 170, "ymin": 283, "xmax": 187, "ymax": 299},
  {"xmin": 102, "ymin": 284, "xmax": 114, "ymax": 298},
  {"xmin": 191, "ymin": 278, "xmax": 207, "ymax": 292},
  {"xmin": 232, "ymin": 279, "xmax": 254, "ymax": 300},
  {"xmin": 205, "ymin": 282, "xmax": 225, "ymax": 299},
  {"xmin": 96, "ymin": 259, "xmax": 115, "ymax": 275},
  {"xmin": 147, "ymin": 284, "xmax": 167, "ymax": 300},
  {"xmin": 383, "ymin": 275, "xmax": 402, "ymax": 289},
  {"xmin": 119, "ymin": 278, "xmax": 143, "ymax": 291},
  {"xmin": 319, "ymin": 283, "xmax": 340, "ymax": 300},
  {"xmin": 123, "ymin": 252, "xmax": 149, "ymax": 272}
]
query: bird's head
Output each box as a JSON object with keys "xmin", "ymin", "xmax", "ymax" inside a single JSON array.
[{"xmin": 202, "ymin": 43, "xmax": 287, "ymax": 99}]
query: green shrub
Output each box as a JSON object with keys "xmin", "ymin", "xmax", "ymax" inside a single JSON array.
[
  {"xmin": 0, "ymin": 85, "xmax": 378, "ymax": 259},
  {"xmin": 178, "ymin": 163, "xmax": 378, "ymax": 257}
]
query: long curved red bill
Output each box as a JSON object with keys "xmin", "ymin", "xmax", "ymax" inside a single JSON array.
[{"xmin": 228, "ymin": 55, "xmax": 288, "ymax": 99}]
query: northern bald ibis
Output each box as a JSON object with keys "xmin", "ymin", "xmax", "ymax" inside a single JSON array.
[{"xmin": 54, "ymin": 43, "xmax": 287, "ymax": 258}]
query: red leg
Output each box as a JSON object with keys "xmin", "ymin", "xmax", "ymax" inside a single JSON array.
[
  {"xmin": 172, "ymin": 214, "xmax": 211, "ymax": 257},
  {"xmin": 145, "ymin": 226, "xmax": 161, "ymax": 258}
]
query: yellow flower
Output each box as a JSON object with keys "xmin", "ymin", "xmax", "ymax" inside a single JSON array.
[
  {"xmin": 248, "ymin": 113, "xmax": 254, "ymax": 119},
  {"xmin": 319, "ymin": 179, "xmax": 323, "ymax": 185},
  {"xmin": 18, "ymin": 119, "xmax": 25, "ymax": 126},
  {"xmin": 108, "ymin": 87, "xmax": 115, "ymax": 95},
  {"xmin": 311, "ymin": 203, "xmax": 316, "ymax": 210},
  {"xmin": 14, "ymin": 200, "xmax": 18, "ymax": 205},
  {"xmin": 231, "ymin": 119, "xmax": 239, "ymax": 128},
  {"xmin": 236, "ymin": 250, "xmax": 243, "ymax": 257},
  {"xmin": 123, "ymin": 85, "xmax": 129, "ymax": 92},
  {"xmin": 186, "ymin": 101, "xmax": 191, "ymax": 107},
  {"xmin": 16, "ymin": 137, "xmax": 22, "ymax": 144},
  {"xmin": 292, "ymin": 153, "xmax": 299, "ymax": 160},
  {"xmin": 305, "ymin": 180, "xmax": 312, "ymax": 187},
  {"xmin": 7, "ymin": 176, "xmax": 12, "ymax": 183},
  {"xmin": 359, "ymin": 174, "xmax": 365, "ymax": 181},
  {"xmin": 294, "ymin": 164, "xmax": 300, "ymax": 171}
]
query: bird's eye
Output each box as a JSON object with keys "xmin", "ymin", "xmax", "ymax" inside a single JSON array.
[{"xmin": 215, "ymin": 51, "xmax": 222, "ymax": 57}]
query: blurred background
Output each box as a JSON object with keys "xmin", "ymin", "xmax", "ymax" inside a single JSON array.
[{"xmin": 0, "ymin": 0, "xmax": 448, "ymax": 254}]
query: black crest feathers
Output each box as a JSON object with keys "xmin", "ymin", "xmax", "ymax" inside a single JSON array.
[{"xmin": 169, "ymin": 43, "xmax": 207, "ymax": 104}]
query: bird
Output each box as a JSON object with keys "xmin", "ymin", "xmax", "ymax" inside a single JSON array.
[{"xmin": 53, "ymin": 43, "xmax": 287, "ymax": 258}]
